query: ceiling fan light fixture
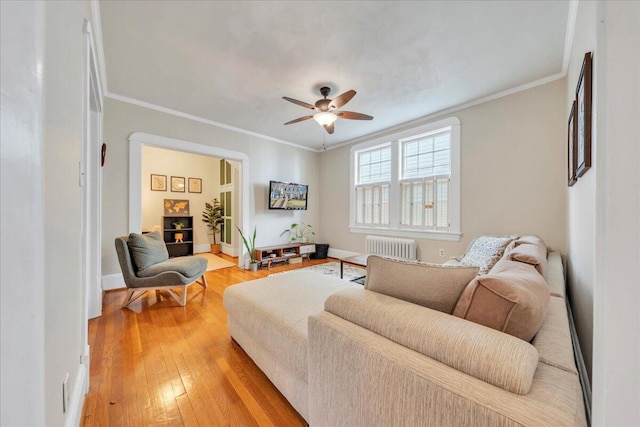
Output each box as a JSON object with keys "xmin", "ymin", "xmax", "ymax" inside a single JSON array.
[{"xmin": 313, "ymin": 111, "xmax": 337, "ymax": 127}]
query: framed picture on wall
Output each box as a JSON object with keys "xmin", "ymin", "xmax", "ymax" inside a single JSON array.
[
  {"xmin": 171, "ymin": 176, "xmax": 185, "ymax": 192},
  {"xmin": 188, "ymin": 177, "xmax": 202, "ymax": 193},
  {"xmin": 164, "ymin": 199, "xmax": 190, "ymax": 216},
  {"xmin": 151, "ymin": 174, "xmax": 167, "ymax": 191},
  {"xmin": 568, "ymin": 101, "xmax": 577, "ymax": 186},
  {"xmin": 575, "ymin": 51, "xmax": 592, "ymax": 178}
]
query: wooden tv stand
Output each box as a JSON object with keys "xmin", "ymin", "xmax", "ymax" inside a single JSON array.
[{"xmin": 254, "ymin": 243, "xmax": 316, "ymax": 269}]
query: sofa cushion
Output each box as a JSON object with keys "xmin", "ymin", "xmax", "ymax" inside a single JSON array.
[
  {"xmin": 532, "ymin": 295, "xmax": 578, "ymax": 375},
  {"xmin": 453, "ymin": 259, "xmax": 550, "ymax": 342},
  {"xmin": 127, "ymin": 231, "xmax": 169, "ymax": 271},
  {"xmin": 323, "ymin": 288, "xmax": 540, "ymax": 394},
  {"xmin": 136, "ymin": 255, "xmax": 207, "ymax": 279},
  {"xmin": 506, "ymin": 243, "xmax": 547, "ymax": 276},
  {"xmin": 365, "ymin": 256, "xmax": 478, "ymax": 314},
  {"xmin": 459, "ymin": 235, "xmax": 514, "ymax": 274}
]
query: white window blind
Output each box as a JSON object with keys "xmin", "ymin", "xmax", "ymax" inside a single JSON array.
[
  {"xmin": 399, "ymin": 130, "xmax": 451, "ymax": 230},
  {"xmin": 355, "ymin": 145, "xmax": 391, "ymax": 225}
]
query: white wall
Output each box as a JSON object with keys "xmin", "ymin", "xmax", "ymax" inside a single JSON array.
[
  {"xmin": 141, "ymin": 145, "xmax": 220, "ymax": 251},
  {"xmin": 43, "ymin": 1, "xmax": 93, "ymax": 424},
  {"xmin": 591, "ymin": 1, "xmax": 640, "ymax": 425},
  {"xmin": 1, "ymin": 1, "xmax": 46, "ymax": 425},
  {"xmin": 320, "ymin": 78, "xmax": 567, "ymax": 262},
  {"xmin": 565, "ymin": 0, "xmax": 597, "ymax": 382},
  {"xmin": 102, "ymin": 98, "xmax": 320, "ymax": 275},
  {"xmin": 2, "ymin": 1, "xmax": 93, "ymax": 425}
]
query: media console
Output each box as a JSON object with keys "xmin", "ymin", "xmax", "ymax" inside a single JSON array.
[{"xmin": 254, "ymin": 243, "xmax": 316, "ymax": 269}]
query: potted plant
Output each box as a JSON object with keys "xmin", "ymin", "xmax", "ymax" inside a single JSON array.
[
  {"xmin": 172, "ymin": 220, "xmax": 185, "ymax": 230},
  {"xmin": 236, "ymin": 225, "xmax": 259, "ymax": 271},
  {"xmin": 281, "ymin": 222, "xmax": 316, "ymax": 243},
  {"xmin": 202, "ymin": 198, "xmax": 224, "ymax": 254}
]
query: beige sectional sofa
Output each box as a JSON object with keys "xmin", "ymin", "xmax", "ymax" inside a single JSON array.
[{"xmin": 224, "ymin": 243, "xmax": 587, "ymax": 426}]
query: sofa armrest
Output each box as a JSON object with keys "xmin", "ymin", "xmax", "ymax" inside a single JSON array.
[{"xmin": 324, "ymin": 288, "xmax": 539, "ymax": 394}]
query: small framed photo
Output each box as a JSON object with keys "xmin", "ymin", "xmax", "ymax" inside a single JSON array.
[
  {"xmin": 164, "ymin": 199, "xmax": 190, "ymax": 216},
  {"xmin": 568, "ymin": 101, "xmax": 577, "ymax": 187},
  {"xmin": 171, "ymin": 176, "xmax": 185, "ymax": 192},
  {"xmin": 188, "ymin": 177, "xmax": 202, "ymax": 193},
  {"xmin": 150, "ymin": 174, "xmax": 167, "ymax": 191},
  {"xmin": 575, "ymin": 52, "xmax": 592, "ymax": 178}
]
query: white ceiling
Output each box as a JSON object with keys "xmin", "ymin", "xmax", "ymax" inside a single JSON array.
[{"xmin": 99, "ymin": 1, "xmax": 570, "ymax": 150}]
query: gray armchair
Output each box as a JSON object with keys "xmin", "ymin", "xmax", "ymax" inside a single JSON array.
[{"xmin": 115, "ymin": 233, "xmax": 208, "ymax": 308}]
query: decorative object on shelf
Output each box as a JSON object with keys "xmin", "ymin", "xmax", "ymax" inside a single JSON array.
[
  {"xmin": 202, "ymin": 198, "xmax": 224, "ymax": 254},
  {"xmin": 164, "ymin": 199, "xmax": 190, "ymax": 216},
  {"xmin": 172, "ymin": 220, "xmax": 184, "ymax": 230},
  {"xmin": 151, "ymin": 174, "xmax": 167, "ymax": 191},
  {"xmin": 174, "ymin": 233, "xmax": 184, "ymax": 243},
  {"xmin": 568, "ymin": 100, "xmax": 577, "ymax": 186},
  {"xmin": 575, "ymin": 51, "xmax": 592, "ymax": 178},
  {"xmin": 188, "ymin": 177, "xmax": 202, "ymax": 193},
  {"xmin": 171, "ymin": 176, "xmax": 186, "ymax": 192},
  {"xmin": 281, "ymin": 222, "xmax": 316, "ymax": 243},
  {"xmin": 237, "ymin": 225, "xmax": 258, "ymax": 271}
]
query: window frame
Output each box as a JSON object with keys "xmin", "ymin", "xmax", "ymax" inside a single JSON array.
[{"xmin": 349, "ymin": 116, "xmax": 461, "ymax": 242}]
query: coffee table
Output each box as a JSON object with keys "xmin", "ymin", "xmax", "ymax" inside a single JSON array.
[{"xmin": 340, "ymin": 254, "xmax": 368, "ymax": 280}]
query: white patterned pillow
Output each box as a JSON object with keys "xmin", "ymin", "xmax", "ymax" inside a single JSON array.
[{"xmin": 459, "ymin": 236, "xmax": 515, "ymax": 275}]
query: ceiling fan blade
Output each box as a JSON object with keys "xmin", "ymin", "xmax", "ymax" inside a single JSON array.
[
  {"xmin": 284, "ymin": 115, "xmax": 314, "ymax": 125},
  {"xmin": 282, "ymin": 96, "xmax": 315, "ymax": 110},
  {"xmin": 329, "ymin": 90, "xmax": 356, "ymax": 110},
  {"xmin": 323, "ymin": 123, "xmax": 335, "ymax": 134},
  {"xmin": 337, "ymin": 111, "xmax": 373, "ymax": 120}
]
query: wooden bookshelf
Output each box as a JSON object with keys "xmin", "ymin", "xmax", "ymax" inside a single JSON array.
[{"xmin": 254, "ymin": 243, "xmax": 316, "ymax": 269}]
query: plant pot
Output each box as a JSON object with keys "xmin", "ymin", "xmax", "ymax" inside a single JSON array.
[
  {"xmin": 210, "ymin": 244, "xmax": 221, "ymax": 254},
  {"xmin": 249, "ymin": 262, "xmax": 259, "ymax": 272},
  {"xmin": 175, "ymin": 225, "xmax": 183, "ymax": 230}
]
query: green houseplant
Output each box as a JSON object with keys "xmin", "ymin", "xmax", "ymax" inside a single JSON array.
[
  {"xmin": 281, "ymin": 222, "xmax": 316, "ymax": 243},
  {"xmin": 172, "ymin": 220, "xmax": 185, "ymax": 230},
  {"xmin": 236, "ymin": 225, "xmax": 258, "ymax": 271},
  {"xmin": 202, "ymin": 198, "xmax": 224, "ymax": 253}
]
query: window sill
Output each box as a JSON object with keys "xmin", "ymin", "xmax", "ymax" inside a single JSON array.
[{"xmin": 348, "ymin": 226, "xmax": 462, "ymax": 242}]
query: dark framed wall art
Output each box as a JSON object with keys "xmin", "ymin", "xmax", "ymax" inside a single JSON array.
[
  {"xmin": 171, "ymin": 176, "xmax": 186, "ymax": 192},
  {"xmin": 575, "ymin": 52, "xmax": 592, "ymax": 178},
  {"xmin": 568, "ymin": 100, "xmax": 577, "ymax": 186},
  {"xmin": 151, "ymin": 174, "xmax": 167, "ymax": 191},
  {"xmin": 188, "ymin": 177, "xmax": 202, "ymax": 193}
]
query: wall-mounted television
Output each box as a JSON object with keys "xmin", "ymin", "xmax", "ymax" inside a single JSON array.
[{"xmin": 269, "ymin": 180, "xmax": 308, "ymax": 210}]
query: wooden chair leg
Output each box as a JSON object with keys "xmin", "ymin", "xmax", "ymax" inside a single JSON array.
[
  {"xmin": 166, "ymin": 286, "xmax": 187, "ymax": 306},
  {"xmin": 122, "ymin": 288, "xmax": 147, "ymax": 308}
]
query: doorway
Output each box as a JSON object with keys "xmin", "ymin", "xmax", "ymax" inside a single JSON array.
[{"xmin": 128, "ymin": 132, "xmax": 250, "ymax": 266}]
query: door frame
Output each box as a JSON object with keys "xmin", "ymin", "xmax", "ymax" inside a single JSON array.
[{"xmin": 128, "ymin": 132, "xmax": 249, "ymax": 266}]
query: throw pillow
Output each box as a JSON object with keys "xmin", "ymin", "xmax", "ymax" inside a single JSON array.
[
  {"xmin": 127, "ymin": 231, "xmax": 169, "ymax": 271},
  {"xmin": 459, "ymin": 235, "xmax": 515, "ymax": 274},
  {"xmin": 453, "ymin": 259, "xmax": 550, "ymax": 342},
  {"xmin": 364, "ymin": 255, "xmax": 479, "ymax": 314},
  {"xmin": 507, "ymin": 243, "xmax": 547, "ymax": 276}
]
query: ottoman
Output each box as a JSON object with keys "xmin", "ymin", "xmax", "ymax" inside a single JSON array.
[{"xmin": 223, "ymin": 271, "xmax": 359, "ymax": 421}]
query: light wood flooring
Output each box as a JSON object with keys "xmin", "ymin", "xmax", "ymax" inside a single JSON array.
[{"xmin": 81, "ymin": 254, "xmax": 333, "ymax": 426}]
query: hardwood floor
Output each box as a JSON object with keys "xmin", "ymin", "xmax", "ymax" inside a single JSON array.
[{"xmin": 81, "ymin": 254, "xmax": 333, "ymax": 426}]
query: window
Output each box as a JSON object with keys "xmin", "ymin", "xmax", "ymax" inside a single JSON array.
[
  {"xmin": 350, "ymin": 117, "xmax": 461, "ymax": 241},
  {"xmin": 354, "ymin": 145, "xmax": 391, "ymax": 226}
]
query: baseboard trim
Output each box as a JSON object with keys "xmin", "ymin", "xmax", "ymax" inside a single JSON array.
[
  {"xmin": 566, "ymin": 296, "xmax": 592, "ymax": 425},
  {"xmin": 194, "ymin": 244, "xmax": 210, "ymax": 254},
  {"xmin": 65, "ymin": 360, "xmax": 88, "ymax": 427},
  {"xmin": 102, "ymin": 273, "xmax": 125, "ymax": 291}
]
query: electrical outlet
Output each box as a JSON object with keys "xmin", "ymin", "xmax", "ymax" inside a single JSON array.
[
  {"xmin": 62, "ymin": 372, "xmax": 70, "ymax": 413},
  {"xmin": 439, "ymin": 249, "xmax": 445, "ymax": 258}
]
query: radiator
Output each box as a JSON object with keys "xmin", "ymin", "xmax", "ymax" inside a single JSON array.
[{"xmin": 366, "ymin": 236, "xmax": 417, "ymax": 260}]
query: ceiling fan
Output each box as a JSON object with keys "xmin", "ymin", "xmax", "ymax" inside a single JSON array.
[{"xmin": 282, "ymin": 86, "xmax": 373, "ymax": 134}]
